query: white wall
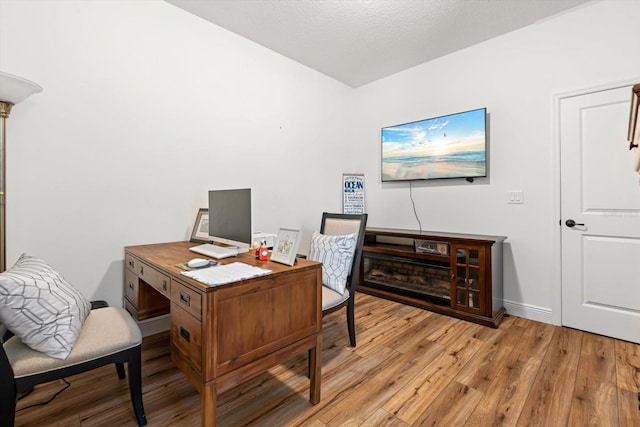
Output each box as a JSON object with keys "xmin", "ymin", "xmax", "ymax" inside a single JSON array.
[
  {"xmin": 2, "ymin": 0, "xmax": 639, "ymax": 322},
  {"xmin": 0, "ymin": 0, "xmax": 353, "ymax": 306},
  {"xmin": 352, "ymin": 0, "xmax": 640, "ymax": 322}
]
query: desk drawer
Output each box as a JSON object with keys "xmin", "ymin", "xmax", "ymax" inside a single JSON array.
[
  {"xmin": 171, "ymin": 280, "xmax": 202, "ymax": 321},
  {"xmin": 138, "ymin": 261, "xmax": 170, "ymax": 297},
  {"xmin": 124, "ymin": 268, "xmax": 139, "ymax": 307},
  {"xmin": 171, "ymin": 303, "xmax": 202, "ymax": 376},
  {"xmin": 125, "ymin": 253, "xmax": 137, "ymax": 274}
]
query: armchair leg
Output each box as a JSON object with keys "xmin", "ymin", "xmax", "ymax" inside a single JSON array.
[
  {"xmin": 0, "ymin": 391, "xmax": 16, "ymax": 427},
  {"xmin": 0, "ymin": 347, "xmax": 17, "ymax": 427},
  {"xmin": 347, "ymin": 300, "xmax": 356, "ymax": 347},
  {"xmin": 115, "ymin": 362, "xmax": 126, "ymax": 379},
  {"xmin": 127, "ymin": 346, "xmax": 147, "ymax": 426}
]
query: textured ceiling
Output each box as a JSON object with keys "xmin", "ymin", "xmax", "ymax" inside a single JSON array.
[{"xmin": 165, "ymin": 0, "xmax": 592, "ymax": 87}]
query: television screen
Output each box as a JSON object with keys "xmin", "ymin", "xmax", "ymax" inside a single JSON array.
[{"xmin": 381, "ymin": 108, "xmax": 487, "ymax": 182}]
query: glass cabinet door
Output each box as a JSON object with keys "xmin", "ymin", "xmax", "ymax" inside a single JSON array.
[{"xmin": 452, "ymin": 245, "xmax": 484, "ymax": 314}]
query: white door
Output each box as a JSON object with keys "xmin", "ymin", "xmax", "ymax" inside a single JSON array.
[{"xmin": 560, "ymin": 84, "xmax": 640, "ymax": 344}]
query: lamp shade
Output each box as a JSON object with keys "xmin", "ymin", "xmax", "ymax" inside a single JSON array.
[{"xmin": 0, "ymin": 71, "xmax": 43, "ymax": 105}]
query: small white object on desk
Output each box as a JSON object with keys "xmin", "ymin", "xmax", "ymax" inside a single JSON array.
[
  {"xmin": 253, "ymin": 232, "xmax": 277, "ymax": 248},
  {"xmin": 187, "ymin": 258, "xmax": 212, "ymax": 268},
  {"xmin": 189, "ymin": 243, "xmax": 238, "ymax": 259},
  {"xmin": 181, "ymin": 262, "xmax": 272, "ymax": 286}
]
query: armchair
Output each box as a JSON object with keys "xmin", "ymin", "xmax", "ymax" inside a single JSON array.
[
  {"xmin": 0, "ymin": 306, "xmax": 147, "ymax": 426},
  {"xmin": 312, "ymin": 212, "xmax": 368, "ymax": 347}
]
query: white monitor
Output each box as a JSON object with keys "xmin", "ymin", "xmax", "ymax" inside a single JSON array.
[{"xmin": 208, "ymin": 188, "xmax": 252, "ymax": 252}]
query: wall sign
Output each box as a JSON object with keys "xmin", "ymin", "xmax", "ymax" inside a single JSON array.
[{"xmin": 343, "ymin": 173, "xmax": 365, "ymax": 214}]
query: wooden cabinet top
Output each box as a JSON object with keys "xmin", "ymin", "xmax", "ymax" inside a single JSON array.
[{"xmin": 365, "ymin": 227, "xmax": 507, "ymax": 245}]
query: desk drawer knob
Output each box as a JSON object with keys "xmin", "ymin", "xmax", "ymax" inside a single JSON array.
[
  {"xmin": 179, "ymin": 326, "xmax": 190, "ymax": 342},
  {"xmin": 128, "ymin": 260, "xmax": 134, "ymax": 268},
  {"xmin": 162, "ymin": 280, "xmax": 167, "ymax": 291},
  {"xmin": 128, "ymin": 282, "xmax": 134, "ymax": 290},
  {"xmin": 139, "ymin": 266, "xmax": 144, "ymax": 275},
  {"xmin": 179, "ymin": 292, "xmax": 191, "ymax": 306}
]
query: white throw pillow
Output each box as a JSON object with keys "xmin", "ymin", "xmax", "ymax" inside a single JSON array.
[
  {"xmin": 0, "ymin": 254, "xmax": 91, "ymax": 359},
  {"xmin": 308, "ymin": 232, "xmax": 357, "ymax": 295}
]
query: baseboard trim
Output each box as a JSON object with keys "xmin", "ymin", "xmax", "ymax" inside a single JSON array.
[
  {"xmin": 137, "ymin": 314, "xmax": 171, "ymax": 337},
  {"xmin": 503, "ymin": 299, "xmax": 555, "ymax": 325}
]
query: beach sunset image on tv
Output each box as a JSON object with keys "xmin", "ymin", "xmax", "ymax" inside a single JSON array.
[{"xmin": 381, "ymin": 108, "xmax": 486, "ymax": 182}]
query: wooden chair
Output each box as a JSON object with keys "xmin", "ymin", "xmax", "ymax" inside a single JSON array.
[
  {"xmin": 0, "ymin": 305, "xmax": 147, "ymax": 426},
  {"xmin": 316, "ymin": 212, "xmax": 368, "ymax": 347}
]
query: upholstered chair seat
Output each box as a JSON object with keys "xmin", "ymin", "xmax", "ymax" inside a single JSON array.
[
  {"xmin": 322, "ymin": 286, "xmax": 350, "ymax": 311},
  {"xmin": 5, "ymin": 307, "xmax": 141, "ymax": 378}
]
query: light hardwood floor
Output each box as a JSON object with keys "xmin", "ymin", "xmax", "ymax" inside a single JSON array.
[{"xmin": 14, "ymin": 293, "xmax": 640, "ymax": 426}]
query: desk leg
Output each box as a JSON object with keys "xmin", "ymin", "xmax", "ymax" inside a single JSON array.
[
  {"xmin": 309, "ymin": 334, "xmax": 322, "ymax": 404},
  {"xmin": 201, "ymin": 381, "xmax": 217, "ymax": 426}
]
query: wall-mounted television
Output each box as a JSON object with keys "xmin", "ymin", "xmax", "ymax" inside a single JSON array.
[{"xmin": 381, "ymin": 107, "xmax": 487, "ymax": 182}]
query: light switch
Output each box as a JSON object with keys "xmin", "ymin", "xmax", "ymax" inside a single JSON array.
[{"xmin": 508, "ymin": 190, "xmax": 524, "ymax": 204}]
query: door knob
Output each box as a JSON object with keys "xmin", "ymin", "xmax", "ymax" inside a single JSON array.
[{"xmin": 565, "ymin": 219, "xmax": 585, "ymax": 228}]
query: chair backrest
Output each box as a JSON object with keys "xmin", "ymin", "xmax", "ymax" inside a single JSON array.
[{"xmin": 319, "ymin": 212, "xmax": 368, "ymax": 293}]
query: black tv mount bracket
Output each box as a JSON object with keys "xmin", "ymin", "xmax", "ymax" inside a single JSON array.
[{"xmin": 466, "ymin": 177, "xmax": 474, "ymax": 183}]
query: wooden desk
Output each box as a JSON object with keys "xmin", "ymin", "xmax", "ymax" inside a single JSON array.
[{"xmin": 123, "ymin": 241, "xmax": 322, "ymax": 426}]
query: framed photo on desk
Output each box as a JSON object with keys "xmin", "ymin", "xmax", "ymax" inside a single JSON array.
[
  {"xmin": 270, "ymin": 228, "xmax": 302, "ymax": 266},
  {"xmin": 190, "ymin": 208, "xmax": 209, "ymax": 243}
]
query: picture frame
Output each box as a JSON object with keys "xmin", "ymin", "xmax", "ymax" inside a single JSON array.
[
  {"xmin": 190, "ymin": 208, "xmax": 210, "ymax": 243},
  {"xmin": 343, "ymin": 173, "xmax": 365, "ymax": 214},
  {"xmin": 270, "ymin": 228, "xmax": 302, "ymax": 266}
]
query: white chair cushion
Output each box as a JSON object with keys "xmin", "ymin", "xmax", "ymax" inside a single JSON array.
[
  {"xmin": 0, "ymin": 254, "xmax": 92, "ymax": 359},
  {"xmin": 322, "ymin": 285, "xmax": 350, "ymax": 311},
  {"xmin": 308, "ymin": 231, "xmax": 357, "ymax": 295},
  {"xmin": 4, "ymin": 307, "xmax": 142, "ymax": 378}
]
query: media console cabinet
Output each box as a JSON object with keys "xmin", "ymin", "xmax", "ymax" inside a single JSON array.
[{"xmin": 359, "ymin": 228, "xmax": 506, "ymax": 327}]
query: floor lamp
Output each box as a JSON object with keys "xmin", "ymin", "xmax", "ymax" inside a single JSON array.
[{"xmin": 0, "ymin": 71, "xmax": 42, "ymax": 272}]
